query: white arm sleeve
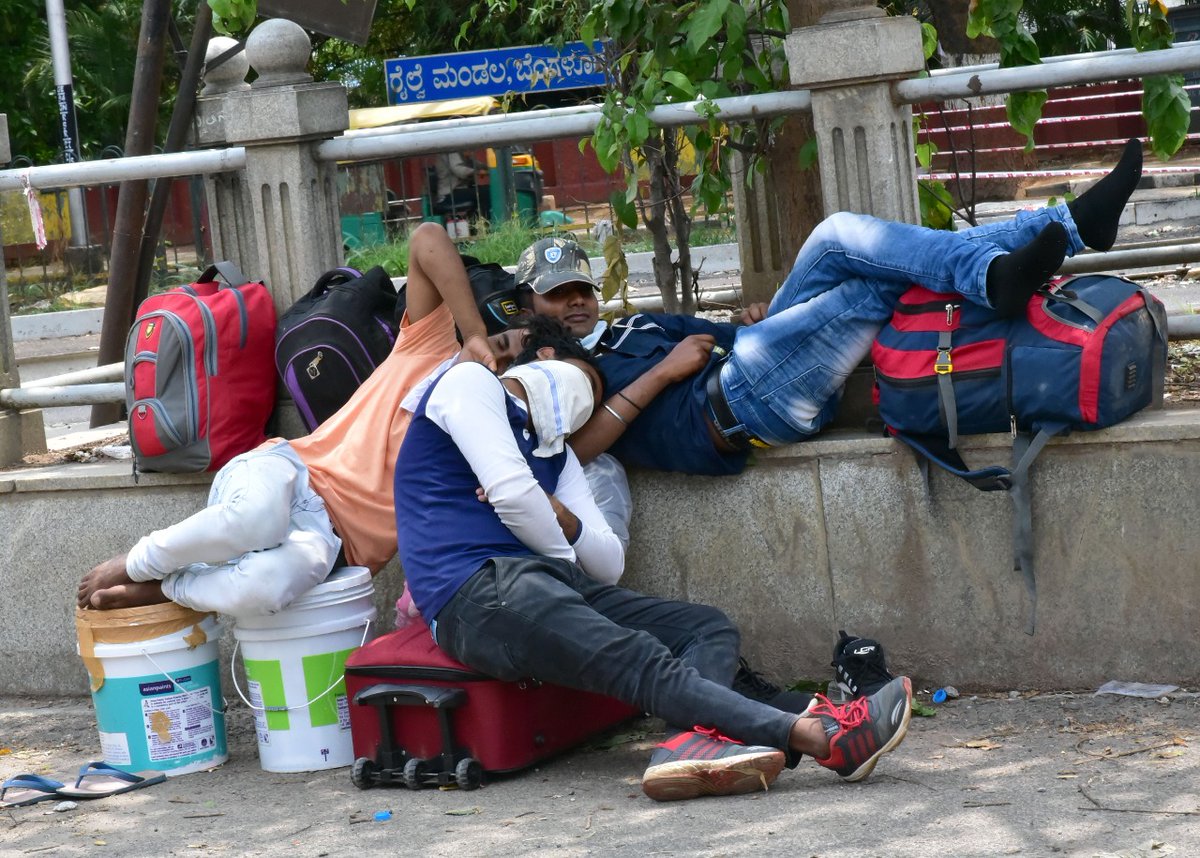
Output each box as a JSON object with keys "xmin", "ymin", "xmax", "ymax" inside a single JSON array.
[
  {"xmin": 553, "ymin": 450, "xmax": 626, "ymax": 584},
  {"xmin": 424, "ymin": 363, "xmax": 575, "ymax": 562},
  {"xmin": 581, "ymin": 453, "xmax": 632, "ymax": 552}
]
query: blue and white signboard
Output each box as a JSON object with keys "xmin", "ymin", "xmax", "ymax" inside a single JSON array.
[{"xmin": 385, "ymin": 41, "xmax": 607, "ymax": 104}]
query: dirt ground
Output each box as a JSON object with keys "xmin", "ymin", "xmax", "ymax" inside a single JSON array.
[{"xmin": 2, "ymin": 689, "xmax": 1198, "ymax": 857}]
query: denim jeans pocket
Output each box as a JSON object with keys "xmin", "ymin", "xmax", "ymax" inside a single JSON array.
[{"xmin": 758, "ymin": 362, "xmax": 848, "ymax": 437}]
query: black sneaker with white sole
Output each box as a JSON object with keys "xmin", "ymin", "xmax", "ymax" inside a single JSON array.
[{"xmin": 831, "ymin": 630, "xmax": 895, "ymax": 701}]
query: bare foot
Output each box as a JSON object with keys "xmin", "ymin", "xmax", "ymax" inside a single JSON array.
[
  {"xmin": 90, "ymin": 581, "xmax": 169, "ymax": 610},
  {"xmin": 78, "ymin": 554, "xmax": 134, "ymax": 608}
]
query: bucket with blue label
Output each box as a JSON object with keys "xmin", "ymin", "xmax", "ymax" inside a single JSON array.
[{"xmin": 76, "ymin": 604, "xmax": 228, "ymax": 777}]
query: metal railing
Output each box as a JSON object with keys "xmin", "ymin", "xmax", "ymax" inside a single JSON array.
[{"xmin": 5, "ymin": 42, "xmax": 1200, "ymax": 410}]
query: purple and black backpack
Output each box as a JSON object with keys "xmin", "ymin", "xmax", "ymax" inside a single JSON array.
[{"xmin": 275, "ymin": 266, "xmax": 400, "ymax": 432}]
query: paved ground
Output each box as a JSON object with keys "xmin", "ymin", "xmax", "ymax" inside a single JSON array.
[{"xmin": 2, "ymin": 690, "xmax": 1197, "ymax": 857}]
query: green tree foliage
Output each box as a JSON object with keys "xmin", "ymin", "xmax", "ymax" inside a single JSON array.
[
  {"xmin": 3, "ymin": 1, "xmax": 191, "ymax": 165},
  {"xmin": 581, "ymin": 0, "xmax": 790, "ymax": 314},
  {"xmin": 1128, "ymin": 0, "xmax": 1191, "ymax": 160},
  {"xmin": 966, "ymin": 0, "xmax": 1189, "ymax": 159}
]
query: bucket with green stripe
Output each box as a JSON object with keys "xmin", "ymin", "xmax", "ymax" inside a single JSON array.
[{"xmin": 231, "ymin": 566, "xmax": 376, "ymax": 772}]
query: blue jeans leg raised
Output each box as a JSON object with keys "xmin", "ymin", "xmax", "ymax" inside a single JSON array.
[
  {"xmin": 721, "ymin": 207, "xmax": 1084, "ymax": 445},
  {"xmin": 434, "ymin": 556, "xmax": 799, "ymax": 751}
]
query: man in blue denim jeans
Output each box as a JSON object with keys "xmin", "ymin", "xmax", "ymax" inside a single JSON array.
[
  {"xmin": 394, "ymin": 332, "xmax": 915, "ymax": 801},
  {"xmin": 517, "ymin": 141, "xmax": 1144, "ymax": 476}
]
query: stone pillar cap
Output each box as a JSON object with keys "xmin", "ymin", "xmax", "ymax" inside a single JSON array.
[
  {"xmin": 202, "ymin": 36, "xmax": 250, "ymax": 96},
  {"xmin": 247, "ymin": 18, "xmax": 314, "ymax": 88}
]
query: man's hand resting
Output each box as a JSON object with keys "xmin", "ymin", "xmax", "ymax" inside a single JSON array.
[
  {"xmin": 655, "ymin": 334, "xmax": 718, "ymax": 384},
  {"xmin": 545, "ymin": 491, "xmax": 582, "ymax": 543},
  {"xmin": 738, "ymin": 302, "xmax": 769, "ymax": 326},
  {"xmin": 458, "ymin": 333, "xmax": 498, "ymax": 372}
]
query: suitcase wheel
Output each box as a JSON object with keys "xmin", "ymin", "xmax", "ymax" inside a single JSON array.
[
  {"xmin": 454, "ymin": 757, "xmax": 483, "ymax": 791},
  {"xmin": 351, "ymin": 757, "xmax": 378, "ymax": 790},
  {"xmin": 403, "ymin": 757, "xmax": 426, "ymax": 790}
]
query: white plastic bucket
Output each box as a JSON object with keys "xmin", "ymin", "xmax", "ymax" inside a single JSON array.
[
  {"xmin": 76, "ymin": 605, "xmax": 227, "ymax": 777},
  {"xmin": 231, "ymin": 566, "xmax": 376, "ymax": 773}
]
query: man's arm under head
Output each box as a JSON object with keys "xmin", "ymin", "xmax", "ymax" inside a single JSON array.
[{"xmin": 402, "ymin": 224, "xmax": 494, "ymax": 369}]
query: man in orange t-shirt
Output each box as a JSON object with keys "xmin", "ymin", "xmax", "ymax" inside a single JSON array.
[{"xmin": 77, "ymin": 224, "xmax": 525, "ymax": 616}]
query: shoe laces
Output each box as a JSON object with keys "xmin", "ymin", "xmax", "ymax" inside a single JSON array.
[
  {"xmin": 655, "ymin": 725, "xmax": 742, "ymax": 751},
  {"xmin": 692, "ymin": 725, "xmax": 741, "ymax": 744},
  {"xmin": 808, "ymin": 693, "xmax": 869, "ymax": 731}
]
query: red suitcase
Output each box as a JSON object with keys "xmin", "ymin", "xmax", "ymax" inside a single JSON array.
[{"xmin": 345, "ymin": 620, "xmax": 639, "ymax": 791}]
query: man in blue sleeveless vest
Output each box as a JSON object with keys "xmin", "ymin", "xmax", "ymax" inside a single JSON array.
[
  {"xmin": 514, "ymin": 141, "xmax": 1144, "ymax": 476},
  {"xmin": 394, "ymin": 331, "xmax": 915, "ymax": 801}
]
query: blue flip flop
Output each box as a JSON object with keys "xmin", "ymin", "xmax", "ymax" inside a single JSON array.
[
  {"xmin": 54, "ymin": 762, "xmax": 167, "ymax": 800},
  {"xmin": 0, "ymin": 773, "xmax": 66, "ymax": 808}
]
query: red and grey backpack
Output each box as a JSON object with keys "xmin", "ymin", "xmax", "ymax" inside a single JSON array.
[
  {"xmin": 126, "ymin": 262, "xmax": 277, "ymax": 473},
  {"xmin": 871, "ymin": 273, "xmax": 1167, "ymax": 632}
]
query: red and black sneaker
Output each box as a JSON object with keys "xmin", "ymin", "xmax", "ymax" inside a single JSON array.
[
  {"xmin": 811, "ymin": 675, "xmax": 913, "ymax": 782},
  {"xmin": 641, "ymin": 726, "xmax": 785, "ymax": 802}
]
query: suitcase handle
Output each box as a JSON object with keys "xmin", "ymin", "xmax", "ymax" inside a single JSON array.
[
  {"xmin": 353, "ymin": 683, "xmax": 466, "ymax": 710},
  {"xmin": 229, "ymin": 619, "xmax": 371, "ymax": 712}
]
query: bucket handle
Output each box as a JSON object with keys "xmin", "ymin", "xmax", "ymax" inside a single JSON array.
[
  {"xmin": 139, "ymin": 648, "xmax": 229, "ymax": 716},
  {"xmin": 230, "ymin": 619, "xmax": 372, "ymax": 713}
]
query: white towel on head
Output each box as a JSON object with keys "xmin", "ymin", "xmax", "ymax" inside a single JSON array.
[{"xmin": 501, "ymin": 361, "xmax": 594, "ymax": 458}]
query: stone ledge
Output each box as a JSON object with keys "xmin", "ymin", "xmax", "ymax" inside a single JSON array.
[
  {"xmin": 0, "ymin": 461, "xmax": 211, "ymax": 494},
  {"xmin": 4, "ymin": 408, "xmax": 1197, "ymax": 493}
]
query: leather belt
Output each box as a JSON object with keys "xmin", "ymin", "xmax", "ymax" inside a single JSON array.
[{"xmin": 704, "ymin": 361, "xmax": 769, "ymax": 451}]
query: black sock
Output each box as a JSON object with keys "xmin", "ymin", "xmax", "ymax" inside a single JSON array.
[
  {"xmin": 985, "ymin": 222, "xmax": 1068, "ymax": 317},
  {"xmin": 1068, "ymin": 138, "xmax": 1142, "ymax": 251}
]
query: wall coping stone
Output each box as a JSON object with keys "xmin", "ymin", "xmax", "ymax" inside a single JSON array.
[{"xmin": 2, "ymin": 408, "xmax": 1197, "ymax": 495}]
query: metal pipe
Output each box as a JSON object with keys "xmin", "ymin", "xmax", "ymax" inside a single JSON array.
[
  {"xmin": 1059, "ymin": 243, "xmax": 1200, "ymax": 275},
  {"xmin": 345, "ymin": 102, "xmax": 605, "ymax": 139},
  {"xmin": 24, "ymin": 362, "xmax": 124, "ymax": 388},
  {"xmin": 320, "ymin": 91, "xmax": 812, "ymax": 162},
  {"xmin": 929, "ymin": 46, "xmax": 1145, "ymax": 77},
  {"xmin": 1168, "ymin": 314, "xmax": 1200, "ymax": 340},
  {"xmin": 0, "ymin": 382, "xmax": 124, "ymax": 409},
  {"xmin": 0, "ymin": 147, "xmax": 246, "ymax": 192},
  {"xmin": 602, "ymin": 287, "xmax": 742, "ymax": 316},
  {"xmin": 897, "ymin": 44, "xmax": 1200, "ymax": 103}
]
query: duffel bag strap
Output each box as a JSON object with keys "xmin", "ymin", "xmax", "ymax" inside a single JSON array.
[
  {"xmin": 892, "ymin": 423, "xmax": 1066, "ymax": 636},
  {"xmin": 1043, "ymin": 285, "xmax": 1105, "ymax": 325},
  {"xmin": 934, "ymin": 330, "xmax": 959, "ymax": 449},
  {"xmin": 890, "ymin": 429, "xmax": 1012, "ymax": 491},
  {"xmin": 1007, "ymin": 425, "xmax": 1062, "ymax": 637},
  {"xmin": 1138, "ymin": 285, "xmax": 1169, "ymax": 408}
]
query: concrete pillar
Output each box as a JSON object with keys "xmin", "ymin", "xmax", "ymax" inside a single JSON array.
[
  {"xmin": 0, "ymin": 114, "xmax": 48, "ymax": 466},
  {"xmin": 785, "ymin": 5, "xmax": 925, "ymax": 222},
  {"xmin": 195, "ymin": 20, "xmax": 348, "ymax": 317},
  {"xmin": 730, "ymin": 152, "xmax": 786, "ymax": 305}
]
